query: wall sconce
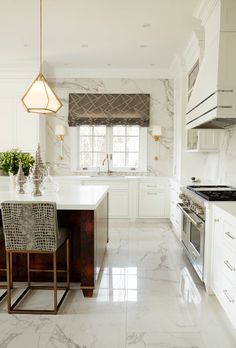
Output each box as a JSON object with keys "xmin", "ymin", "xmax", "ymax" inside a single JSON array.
[
  {"xmin": 55, "ymin": 124, "xmax": 66, "ymax": 160},
  {"xmin": 152, "ymin": 125, "xmax": 162, "ymax": 141},
  {"xmin": 148, "ymin": 125, "xmax": 162, "ymax": 161}
]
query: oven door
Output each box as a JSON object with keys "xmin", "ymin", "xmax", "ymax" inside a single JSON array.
[
  {"xmin": 188, "ymin": 219, "xmax": 205, "ymax": 280},
  {"xmin": 177, "ymin": 203, "xmax": 205, "ymax": 281},
  {"xmin": 177, "ymin": 203, "xmax": 191, "ymax": 248}
]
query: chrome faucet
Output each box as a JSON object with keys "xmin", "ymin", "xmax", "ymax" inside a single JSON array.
[{"xmin": 102, "ymin": 154, "xmax": 111, "ymax": 175}]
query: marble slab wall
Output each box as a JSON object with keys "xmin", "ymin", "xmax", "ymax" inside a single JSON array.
[
  {"xmin": 46, "ymin": 78, "xmax": 174, "ymax": 176},
  {"xmin": 202, "ymin": 128, "xmax": 236, "ymax": 186}
]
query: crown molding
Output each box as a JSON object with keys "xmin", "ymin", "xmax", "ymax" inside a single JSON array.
[
  {"xmin": 0, "ymin": 62, "xmax": 174, "ymax": 80},
  {"xmin": 46, "ymin": 67, "xmax": 174, "ymax": 79},
  {"xmin": 194, "ymin": 0, "xmax": 219, "ymax": 25}
]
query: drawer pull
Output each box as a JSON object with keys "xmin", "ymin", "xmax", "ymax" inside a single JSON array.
[
  {"xmin": 225, "ymin": 232, "xmax": 236, "ymax": 240},
  {"xmin": 214, "ymin": 219, "xmax": 219, "ymax": 222},
  {"xmin": 223, "ymin": 289, "xmax": 234, "ymax": 303},
  {"xmin": 224, "ymin": 260, "xmax": 236, "ymax": 272}
]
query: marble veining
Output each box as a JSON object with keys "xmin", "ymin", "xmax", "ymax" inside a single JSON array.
[
  {"xmin": 203, "ymin": 127, "xmax": 236, "ymax": 186},
  {"xmin": 45, "ymin": 78, "xmax": 174, "ymax": 176},
  {"xmin": 0, "ymin": 222, "xmax": 236, "ymax": 347}
]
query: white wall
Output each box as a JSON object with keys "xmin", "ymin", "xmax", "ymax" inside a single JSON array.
[{"xmin": 46, "ymin": 78, "xmax": 174, "ymax": 176}]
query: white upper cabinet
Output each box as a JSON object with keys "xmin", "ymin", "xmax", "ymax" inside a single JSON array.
[
  {"xmin": 0, "ymin": 98, "xmax": 15, "ymax": 151},
  {"xmin": 0, "ymin": 97, "xmax": 44, "ymax": 154},
  {"xmin": 186, "ymin": 129, "xmax": 220, "ymax": 152}
]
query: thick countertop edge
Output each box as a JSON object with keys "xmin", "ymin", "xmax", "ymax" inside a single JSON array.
[
  {"xmin": 0, "ymin": 185, "xmax": 109, "ymax": 211},
  {"xmin": 211, "ymin": 201, "xmax": 236, "ymax": 220}
]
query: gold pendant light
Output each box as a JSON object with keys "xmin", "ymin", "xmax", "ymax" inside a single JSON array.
[{"xmin": 22, "ymin": 0, "xmax": 62, "ymax": 114}]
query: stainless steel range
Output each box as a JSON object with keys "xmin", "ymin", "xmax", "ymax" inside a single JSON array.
[
  {"xmin": 178, "ymin": 189, "xmax": 205, "ymax": 281},
  {"xmin": 178, "ymin": 185, "xmax": 236, "ymax": 282}
]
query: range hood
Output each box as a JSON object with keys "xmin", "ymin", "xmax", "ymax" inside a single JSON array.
[{"xmin": 186, "ymin": 0, "xmax": 236, "ymax": 129}]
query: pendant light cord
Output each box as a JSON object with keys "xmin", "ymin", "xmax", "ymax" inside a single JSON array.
[{"xmin": 40, "ymin": 0, "xmax": 43, "ymax": 73}]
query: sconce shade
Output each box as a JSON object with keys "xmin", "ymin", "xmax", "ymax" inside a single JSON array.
[
  {"xmin": 22, "ymin": 73, "xmax": 63, "ymax": 114},
  {"xmin": 152, "ymin": 125, "xmax": 162, "ymax": 137},
  {"xmin": 55, "ymin": 124, "xmax": 66, "ymax": 136}
]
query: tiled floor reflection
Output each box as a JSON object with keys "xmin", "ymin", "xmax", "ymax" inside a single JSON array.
[{"xmin": 0, "ymin": 221, "xmax": 236, "ymax": 347}]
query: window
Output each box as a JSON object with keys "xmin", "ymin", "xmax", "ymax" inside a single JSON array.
[
  {"xmin": 112, "ymin": 126, "xmax": 140, "ymax": 169},
  {"xmin": 76, "ymin": 125, "xmax": 147, "ymax": 171},
  {"xmin": 79, "ymin": 126, "xmax": 107, "ymax": 168}
]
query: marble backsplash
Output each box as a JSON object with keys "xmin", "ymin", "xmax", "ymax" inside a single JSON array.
[
  {"xmin": 202, "ymin": 127, "xmax": 236, "ymax": 186},
  {"xmin": 46, "ymin": 78, "xmax": 174, "ymax": 176}
]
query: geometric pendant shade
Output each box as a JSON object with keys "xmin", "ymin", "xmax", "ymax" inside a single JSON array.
[{"xmin": 21, "ymin": 73, "xmax": 63, "ymax": 114}]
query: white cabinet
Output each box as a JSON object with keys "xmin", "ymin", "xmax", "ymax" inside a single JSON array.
[
  {"xmin": 82, "ymin": 180, "xmax": 129, "ymax": 218},
  {"xmin": 212, "ymin": 206, "xmax": 236, "ymax": 328},
  {"xmin": 138, "ymin": 182, "xmax": 169, "ymax": 218},
  {"xmin": 81, "ymin": 178, "xmax": 170, "ymax": 220},
  {"xmin": 0, "ymin": 97, "xmax": 44, "ymax": 154},
  {"xmin": 186, "ymin": 129, "xmax": 219, "ymax": 152},
  {"xmin": 109, "ymin": 190, "xmax": 129, "ymax": 218}
]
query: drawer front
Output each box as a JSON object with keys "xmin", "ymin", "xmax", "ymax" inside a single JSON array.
[
  {"xmin": 214, "ymin": 274, "xmax": 236, "ymax": 327},
  {"xmin": 222, "ymin": 246, "xmax": 236, "ymax": 287},
  {"xmin": 139, "ymin": 182, "xmax": 168, "ymax": 190},
  {"xmin": 223, "ymin": 221, "xmax": 236, "ymax": 251},
  {"xmin": 138, "ymin": 191, "xmax": 168, "ymax": 218}
]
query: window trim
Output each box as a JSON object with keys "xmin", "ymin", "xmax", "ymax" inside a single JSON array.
[{"xmin": 70, "ymin": 126, "xmax": 147, "ymax": 173}]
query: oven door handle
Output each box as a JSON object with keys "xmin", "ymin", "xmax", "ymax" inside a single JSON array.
[{"xmin": 177, "ymin": 203, "xmax": 203, "ymax": 228}]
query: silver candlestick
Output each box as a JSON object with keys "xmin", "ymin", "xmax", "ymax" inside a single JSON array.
[
  {"xmin": 15, "ymin": 161, "xmax": 25, "ymax": 194},
  {"xmin": 36, "ymin": 143, "xmax": 46, "ymax": 183},
  {"xmin": 31, "ymin": 151, "xmax": 42, "ymax": 196}
]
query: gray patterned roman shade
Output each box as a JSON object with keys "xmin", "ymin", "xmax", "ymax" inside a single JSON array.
[{"xmin": 68, "ymin": 93, "xmax": 150, "ymax": 127}]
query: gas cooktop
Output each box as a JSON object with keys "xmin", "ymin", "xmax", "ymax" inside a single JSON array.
[{"xmin": 187, "ymin": 185, "xmax": 236, "ymax": 201}]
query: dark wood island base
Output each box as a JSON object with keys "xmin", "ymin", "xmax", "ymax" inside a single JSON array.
[{"xmin": 0, "ymin": 195, "xmax": 108, "ymax": 298}]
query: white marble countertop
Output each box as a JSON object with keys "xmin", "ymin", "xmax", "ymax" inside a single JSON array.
[
  {"xmin": 213, "ymin": 201, "xmax": 236, "ymax": 219},
  {"xmin": 0, "ymin": 175, "xmax": 170, "ymax": 184},
  {"xmin": 0, "ymin": 185, "xmax": 109, "ymax": 210}
]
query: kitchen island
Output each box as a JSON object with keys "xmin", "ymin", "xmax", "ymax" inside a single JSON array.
[{"xmin": 0, "ymin": 185, "xmax": 109, "ymax": 297}]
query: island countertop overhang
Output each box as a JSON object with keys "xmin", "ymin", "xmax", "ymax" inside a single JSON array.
[{"xmin": 0, "ymin": 185, "xmax": 109, "ymax": 210}]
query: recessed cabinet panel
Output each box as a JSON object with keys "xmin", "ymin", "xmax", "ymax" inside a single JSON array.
[
  {"xmin": 0, "ymin": 98, "xmax": 15, "ymax": 151},
  {"xmin": 0, "ymin": 98, "xmax": 42, "ymax": 154},
  {"xmin": 186, "ymin": 129, "xmax": 219, "ymax": 152},
  {"xmin": 138, "ymin": 187, "xmax": 169, "ymax": 218},
  {"xmin": 16, "ymin": 102, "xmax": 39, "ymax": 153},
  {"xmin": 109, "ymin": 190, "xmax": 129, "ymax": 218}
]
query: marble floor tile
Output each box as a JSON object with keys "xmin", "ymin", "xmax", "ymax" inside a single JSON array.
[{"xmin": 0, "ymin": 221, "xmax": 236, "ymax": 348}]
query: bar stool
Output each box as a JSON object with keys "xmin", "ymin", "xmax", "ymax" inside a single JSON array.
[
  {"xmin": 1, "ymin": 201, "xmax": 70, "ymax": 314},
  {"xmin": 0, "ymin": 227, "xmax": 7, "ymax": 301}
]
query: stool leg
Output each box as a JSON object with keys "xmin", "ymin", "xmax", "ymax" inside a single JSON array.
[
  {"xmin": 9, "ymin": 252, "xmax": 13, "ymax": 289},
  {"xmin": 53, "ymin": 252, "xmax": 57, "ymax": 313},
  {"xmin": 27, "ymin": 253, "xmax": 30, "ymax": 288},
  {"xmin": 6, "ymin": 251, "xmax": 11, "ymax": 313},
  {"xmin": 66, "ymin": 239, "xmax": 70, "ymax": 290}
]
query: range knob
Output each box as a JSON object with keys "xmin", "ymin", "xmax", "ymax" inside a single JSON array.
[
  {"xmin": 196, "ymin": 207, "xmax": 204, "ymax": 216},
  {"xmin": 179, "ymin": 193, "xmax": 186, "ymax": 200}
]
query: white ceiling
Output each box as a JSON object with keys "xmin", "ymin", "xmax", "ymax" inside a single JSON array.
[{"xmin": 0, "ymin": 0, "xmax": 201, "ymax": 71}]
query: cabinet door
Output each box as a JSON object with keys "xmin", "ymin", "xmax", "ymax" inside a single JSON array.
[
  {"xmin": 198, "ymin": 130, "xmax": 219, "ymax": 151},
  {"xmin": 0, "ymin": 98, "xmax": 16, "ymax": 151},
  {"xmin": 186, "ymin": 129, "xmax": 198, "ymax": 151},
  {"xmin": 109, "ymin": 190, "xmax": 129, "ymax": 218},
  {"xmin": 139, "ymin": 189, "xmax": 168, "ymax": 218},
  {"xmin": 16, "ymin": 102, "xmax": 39, "ymax": 153}
]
